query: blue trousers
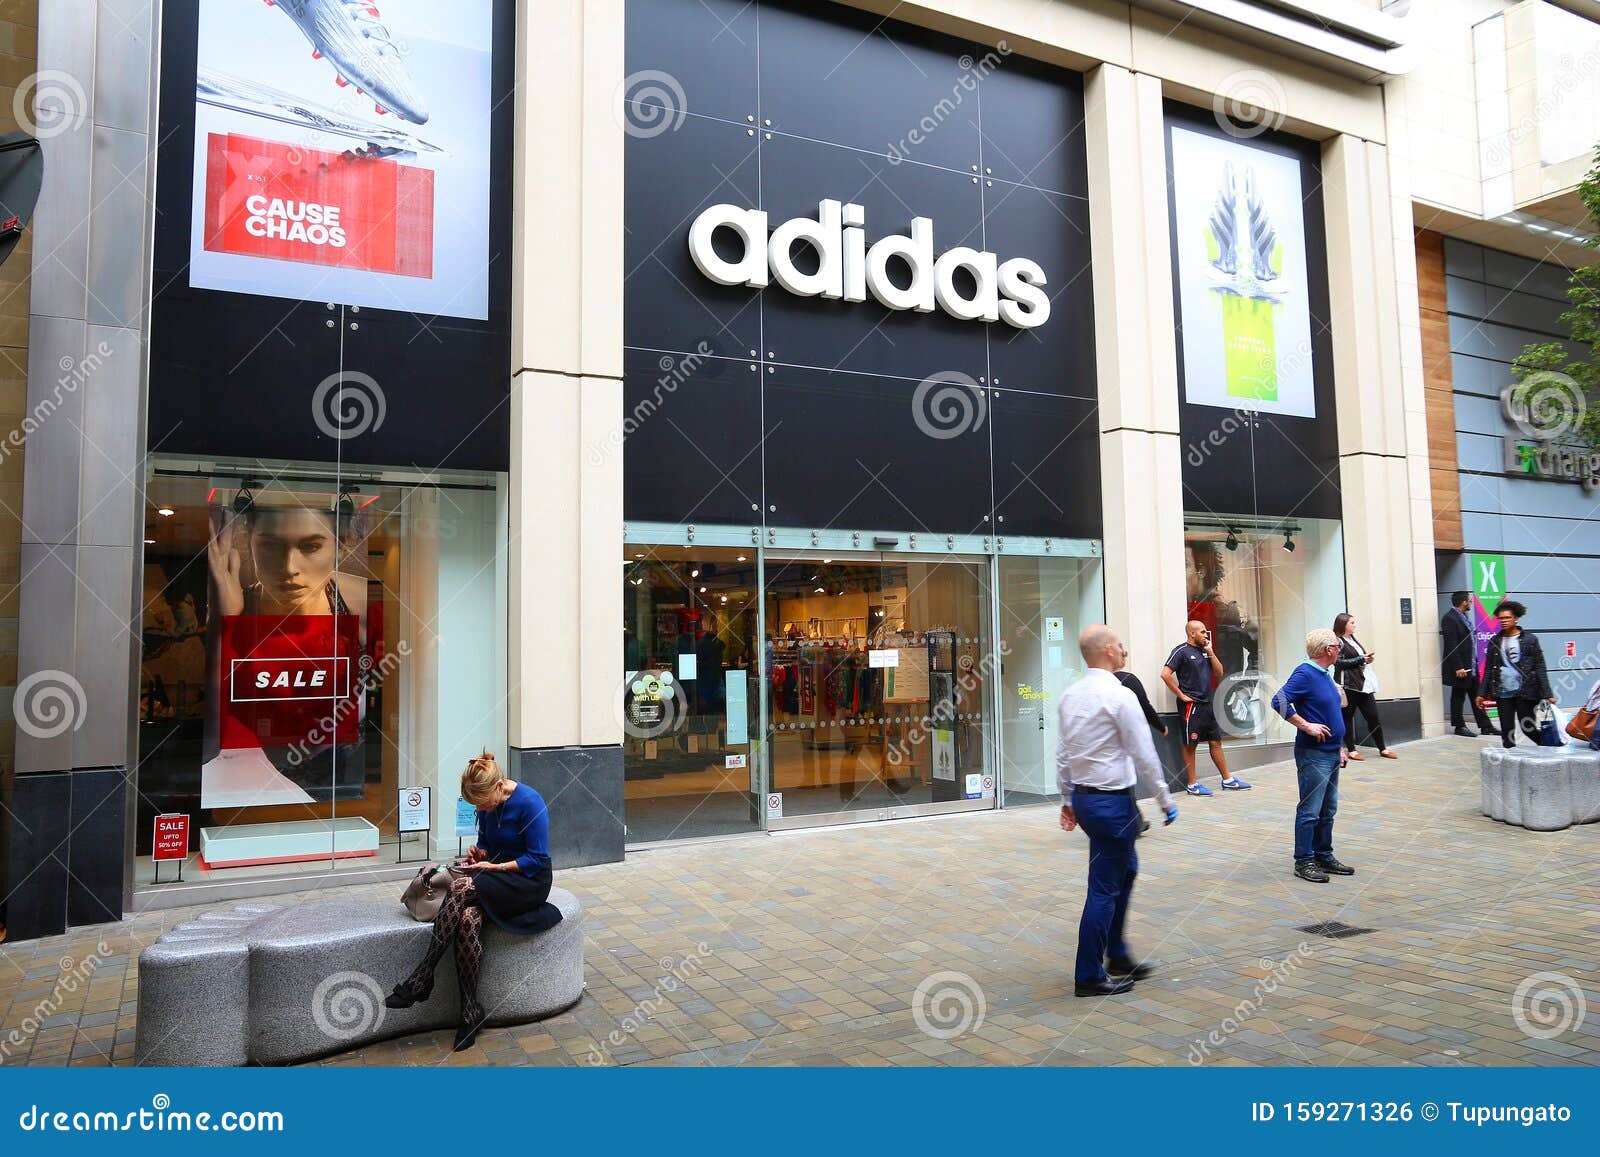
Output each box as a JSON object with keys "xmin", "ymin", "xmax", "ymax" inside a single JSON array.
[
  {"xmin": 1072, "ymin": 790, "xmax": 1140, "ymax": 984},
  {"xmin": 1293, "ymin": 746, "xmax": 1341, "ymax": 862}
]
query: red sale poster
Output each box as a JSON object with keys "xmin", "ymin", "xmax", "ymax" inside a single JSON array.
[{"xmin": 202, "ymin": 133, "xmax": 435, "ymax": 277}]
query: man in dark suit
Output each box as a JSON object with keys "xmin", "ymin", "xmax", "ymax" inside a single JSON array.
[{"xmin": 1442, "ymin": 590, "xmax": 1496, "ymax": 737}]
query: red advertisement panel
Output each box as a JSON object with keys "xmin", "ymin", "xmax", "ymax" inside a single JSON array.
[{"xmin": 202, "ymin": 132, "xmax": 435, "ymax": 278}]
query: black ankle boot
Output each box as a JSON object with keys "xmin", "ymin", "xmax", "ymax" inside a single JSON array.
[
  {"xmin": 384, "ymin": 973, "xmax": 434, "ymax": 1009},
  {"xmin": 453, "ymin": 1004, "xmax": 486, "ymax": 1052}
]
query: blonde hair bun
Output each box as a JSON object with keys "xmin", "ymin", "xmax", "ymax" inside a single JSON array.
[{"xmin": 461, "ymin": 749, "xmax": 505, "ymax": 806}]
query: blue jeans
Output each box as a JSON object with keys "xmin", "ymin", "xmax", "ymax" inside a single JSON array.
[
  {"xmin": 1293, "ymin": 746, "xmax": 1341, "ymax": 863},
  {"xmin": 1072, "ymin": 790, "xmax": 1140, "ymax": 983}
]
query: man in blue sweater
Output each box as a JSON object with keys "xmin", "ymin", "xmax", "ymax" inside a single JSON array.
[{"xmin": 1270, "ymin": 628, "xmax": 1352, "ymax": 883}]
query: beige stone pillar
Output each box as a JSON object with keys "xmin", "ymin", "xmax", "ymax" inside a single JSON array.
[
  {"xmin": 1322, "ymin": 133, "xmax": 1442, "ymax": 733},
  {"xmin": 507, "ymin": 0, "xmax": 627, "ymax": 862},
  {"xmin": 1084, "ymin": 64, "xmax": 1189, "ymax": 705}
]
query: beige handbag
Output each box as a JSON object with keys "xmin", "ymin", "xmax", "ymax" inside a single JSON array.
[{"xmin": 401, "ymin": 861, "xmax": 465, "ymax": 922}]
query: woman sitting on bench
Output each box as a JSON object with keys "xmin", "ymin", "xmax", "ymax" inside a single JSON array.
[{"xmin": 385, "ymin": 751, "xmax": 553, "ymax": 1051}]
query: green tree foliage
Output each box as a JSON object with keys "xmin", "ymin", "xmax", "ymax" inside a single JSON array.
[{"xmin": 1511, "ymin": 147, "xmax": 1600, "ymax": 449}]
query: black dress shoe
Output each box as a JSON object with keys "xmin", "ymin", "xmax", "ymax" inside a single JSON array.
[
  {"xmin": 1481, "ymin": 726, "xmax": 1501, "ymax": 736},
  {"xmin": 384, "ymin": 974, "xmax": 434, "ymax": 1009},
  {"xmin": 1107, "ymin": 958, "xmax": 1157, "ymax": 981},
  {"xmin": 453, "ymin": 1006, "xmax": 487, "ymax": 1052},
  {"xmin": 1074, "ymin": 977, "xmax": 1136, "ymax": 997},
  {"xmin": 1294, "ymin": 859, "xmax": 1329, "ymax": 883},
  {"xmin": 1453, "ymin": 727, "xmax": 1478, "ymax": 738},
  {"xmin": 1316, "ymin": 857, "xmax": 1355, "ymax": 876}
]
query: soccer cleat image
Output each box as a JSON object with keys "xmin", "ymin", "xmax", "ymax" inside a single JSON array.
[{"xmin": 268, "ymin": 0, "xmax": 429, "ymax": 125}]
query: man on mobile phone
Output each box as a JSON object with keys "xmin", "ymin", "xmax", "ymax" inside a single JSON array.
[{"xmin": 1161, "ymin": 621, "xmax": 1250, "ymax": 796}]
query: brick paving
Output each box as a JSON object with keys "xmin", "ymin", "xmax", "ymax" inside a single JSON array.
[{"xmin": 2, "ymin": 735, "xmax": 1596, "ymax": 1068}]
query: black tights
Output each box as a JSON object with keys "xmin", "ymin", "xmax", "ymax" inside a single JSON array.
[
  {"xmin": 404, "ymin": 875, "xmax": 486, "ymax": 1022},
  {"xmin": 1342, "ymin": 689, "xmax": 1387, "ymax": 752}
]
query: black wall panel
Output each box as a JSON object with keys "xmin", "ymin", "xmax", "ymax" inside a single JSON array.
[
  {"xmin": 148, "ymin": 0, "xmax": 516, "ymax": 470},
  {"xmin": 1165, "ymin": 104, "xmax": 1340, "ymax": 524},
  {"xmin": 624, "ymin": 0, "xmax": 1100, "ymax": 540}
]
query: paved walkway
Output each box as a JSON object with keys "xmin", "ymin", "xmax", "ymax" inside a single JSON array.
[{"xmin": 2, "ymin": 736, "xmax": 1596, "ymax": 1067}]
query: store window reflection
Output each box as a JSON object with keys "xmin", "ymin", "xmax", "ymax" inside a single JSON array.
[
  {"xmin": 1183, "ymin": 517, "xmax": 1345, "ymax": 744},
  {"xmin": 136, "ymin": 460, "xmax": 507, "ymax": 889},
  {"xmin": 622, "ymin": 545, "xmax": 760, "ymax": 843}
]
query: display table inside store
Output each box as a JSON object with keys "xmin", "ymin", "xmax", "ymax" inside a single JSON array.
[
  {"xmin": 1480, "ymin": 747, "xmax": 1600, "ymax": 831},
  {"xmin": 198, "ymin": 817, "xmax": 380, "ymax": 869}
]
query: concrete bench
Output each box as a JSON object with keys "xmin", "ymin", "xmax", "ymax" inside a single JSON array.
[
  {"xmin": 135, "ymin": 889, "xmax": 584, "ymax": 1066},
  {"xmin": 1480, "ymin": 747, "xmax": 1600, "ymax": 832}
]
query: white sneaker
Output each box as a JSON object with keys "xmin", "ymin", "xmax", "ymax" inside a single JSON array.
[{"xmin": 273, "ymin": 0, "xmax": 430, "ymax": 125}]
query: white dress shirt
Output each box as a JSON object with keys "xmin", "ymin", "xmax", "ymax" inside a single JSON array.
[{"xmin": 1056, "ymin": 668, "xmax": 1173, "ymax": 812}]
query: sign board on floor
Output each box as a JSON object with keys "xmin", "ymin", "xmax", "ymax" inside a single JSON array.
[
  {"xmin": 153, "ymin": 814, "xmax": 190, "ymax": 861},
  {"xmin": 398, "ymin": 787, "xmax": 431, "ymax": 833}
]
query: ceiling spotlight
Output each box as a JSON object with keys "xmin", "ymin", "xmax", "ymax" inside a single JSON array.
[
  {"xmin": 736, "ymin": 555, "xmax": 747, "ymax": 562},
  {"xmin": 144, "ymin": 537, "xmax": 155, "ymax": 545},
  {"xmin": 1225, "ymin": 528, "xmax": 1239, "ymax": 552},
  {"xmin": 691, "ymin": 569, "xmax": 700, "ymax": 578},
  {"xmin": 156, "ymin": 505, "xmax": 175, "ymax": 517},
  {"xmin": 1282, "ymin": 529, "xmax": 1296, "ymax": 553},
  {"xmin": 699, "ymin": 586, "xmax": 707, "ymax": 593},
  {"xmin": 232, "ymin": 481, "xmax": 259, "ymax": 516},
  {"xmin": 720, "ymin": 595, "xmax": 728, "ymax": 604}
]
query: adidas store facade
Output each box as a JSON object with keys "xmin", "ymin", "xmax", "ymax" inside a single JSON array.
[{"xmin": 3, "ymin": 0, "xmax": 1441, "ymax": 939}]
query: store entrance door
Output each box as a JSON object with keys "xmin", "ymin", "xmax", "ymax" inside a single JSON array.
[{"xmin": 761, "ymin": 552, "xmax": 994, "ymax": 829}]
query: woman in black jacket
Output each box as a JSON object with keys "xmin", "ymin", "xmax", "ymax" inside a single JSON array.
[
  {"xmin": 1332, "ymin": 613, "xmax": 1396, "ymax": 760},
  {"xmin": 1476, "ymin": 600, "xmax": 1556, "ymax": 748}
]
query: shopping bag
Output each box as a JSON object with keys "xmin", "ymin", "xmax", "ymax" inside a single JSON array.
[{"xmin": 1536, "ymin": 702, "xmax": 1565, "ymax": 747}]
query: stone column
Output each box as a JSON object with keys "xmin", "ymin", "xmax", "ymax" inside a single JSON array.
[
  {"xmin": 1322, "ymin": 132, "xmax": 1442, "ymax": 739},
  {"xmin": 5, "ymin": 0, "xmax": 154, "ymax": 939},
  {"xmin": 506, "ymin": 0, "xmax": 627, "ymax": 866},
  {"xmin": 1084, "ymin": 64, "xmax": 1189, "ymax": 706}
]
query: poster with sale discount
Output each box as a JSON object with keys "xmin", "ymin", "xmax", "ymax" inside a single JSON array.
[{"xmin": 188, "ymin": 0, "xmax": 493, "ymax": 319}]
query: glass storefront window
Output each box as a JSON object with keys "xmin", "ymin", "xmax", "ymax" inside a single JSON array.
[
  {"xmin": 1183, "ymin": 516, "xmax": 1346, "ymax": 744},
  {"xmin": 996, "ymin": 556, "xmax": 1106, "ymax": 805},
  {"xmin": 622, "ymin": 545, "xmax": 761, "ymax": 843},
  {"xmin": 762, "ymin": 554, "xmax": 993, "ymax": 823},
  {"xmin": 135, "ymin": 458, "xmax": 507, "ymax": 890}
]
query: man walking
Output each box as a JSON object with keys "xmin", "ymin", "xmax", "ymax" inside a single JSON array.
[
  {"xmin": 1058, "ymin": 625, "xmax": 1179, "ymax": 997},
  {"xmin": 1271, "ymin": 629, "xmax": 1353, "ymax": 884},
  {"xmin": 1441, "ymin": 590, "xmax": 1495, "ymax": 737},
  {"xmin": 1161, "ymin": 621, "xmax": 1250, "ymax": 795}
]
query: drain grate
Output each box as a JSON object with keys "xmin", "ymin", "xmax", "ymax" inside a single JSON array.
[{"xmin": 1297, "ymin": 921, "xmax": 1378, "ymax": 940}]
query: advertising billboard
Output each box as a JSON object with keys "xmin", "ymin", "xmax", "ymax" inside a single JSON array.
[
  {"xmin": 186, "ymin": 0, "xmax": 494, "ymax": 319},
  {"xmin": 1170, "ymin": 125, "xmax": 1316, "ymax": 419}
]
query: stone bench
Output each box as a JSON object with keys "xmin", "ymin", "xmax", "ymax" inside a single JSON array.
[
  {"xmin": 1480, "ymin": 747, "xmax": 1600, "ymax": 832},
  {"xmin": 135, "ymin": 889, "xmax": 584, "ymax": 1066}
]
